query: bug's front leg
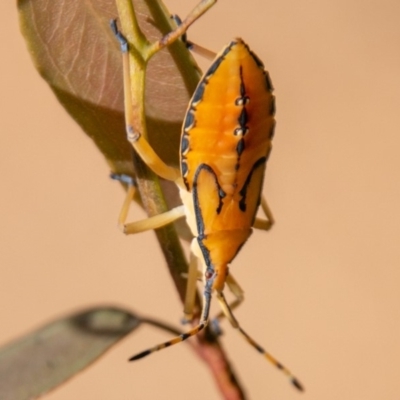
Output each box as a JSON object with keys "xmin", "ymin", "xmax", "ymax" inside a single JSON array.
[{"xmin": 111, "ymin": 20, "xmax": 180, "ymax": 183}]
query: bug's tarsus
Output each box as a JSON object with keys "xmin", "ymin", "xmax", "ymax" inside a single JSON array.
[
  {"xmin": 110, "ymin": 19, "xmax": 129, "ymax": 53},
  {"xmin": 171, "ymin": 14, "xmax": 192, "ymax": 49},
  {"xmin": 292, "ymin": 378, "xmax": 305, "ymax": 392},
  {"xmin": 209, "ymin": 317, "xmax": 224, "ymax": 336},
  {"xmin": 129, "ymin": 349, "xmax": 151, "ymax": 361},
  {"xmin": 110, "ymin": 173, "xmax": 136, "ymax": 186}
]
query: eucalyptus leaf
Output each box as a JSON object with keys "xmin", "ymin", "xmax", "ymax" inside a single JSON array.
[
  {"xmin": 17, "ymin": 0, "xmax": 200, "ymax": 173},
  {"xmin": 0, "ymin": 307, "xmax": 140, "ymax": 400}
]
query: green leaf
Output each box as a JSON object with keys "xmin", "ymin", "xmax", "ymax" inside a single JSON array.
[{"xmin": 0, "ymin": 307, "xmax": 140, "ymax": 400}]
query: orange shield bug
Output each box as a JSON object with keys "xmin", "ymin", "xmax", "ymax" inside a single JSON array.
[{"xmin": 111, "ymin": 17, "xmax": 303, "ymax": 391}]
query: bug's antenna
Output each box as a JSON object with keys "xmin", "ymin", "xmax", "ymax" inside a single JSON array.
[
  {"xmin": 129, "ymin": 274, "xmax": 213, "ymax": 361},
  {"xmin": 216, "ymin": 291, "xmax": 304, "ymax": 392}
]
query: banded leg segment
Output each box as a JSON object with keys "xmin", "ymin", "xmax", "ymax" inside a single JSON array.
[
  {"xmin": 215, "ymin": 291, "xmax": 304, "ymax": 392},
  {"xmin": 129, "ymin": 272, "xmax": 215, "ymax": 361}
]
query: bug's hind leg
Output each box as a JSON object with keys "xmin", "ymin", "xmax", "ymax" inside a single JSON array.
[
  {"xmin": 253, "ymin": 196, "xmax": 275, "ymax": 231},
  {"xmin": 215, "ymin": 290, "xmax": 304, "ymax": 392}
]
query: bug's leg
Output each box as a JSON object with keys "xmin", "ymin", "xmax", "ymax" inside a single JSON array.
[
  {"xmin": 171, "ymin": 14, "xmax": 217, "ymax": 60},
  {"xmin": 123, "ymin": 205, "xmax": 186, "ymax": 234},
  {"xmin": 148, "ymin": 0, "xmax": 217, "ymax": 57},
  {"xmin": 111, "ymin": 173, "xmax": 186, "ymax": 234},
  {"xmin": 215, "ymin": 291, "xmax": 304, "ymax": 392},
  {"xmin": 182, "ymin": 251, "xmax": 201, "ymax": 323},
  {"xmin": 253, "ymin": 196, "xmax": 275, "ymax": 231},
  {"xmin": 110, "ymin": 20, "xmax": 181, "ymax": 183},
  {"xmin": 186, "ymin": 41, "xmax": 217, "ymax": 60},
  {"xmin": 129, "ymin": 270, "xmax": 215, "ymax": 361},
  {"xmin": 211, "ymin": 274, "xmax": 244, "ymax": 333}
]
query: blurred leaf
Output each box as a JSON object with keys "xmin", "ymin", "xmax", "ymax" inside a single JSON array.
[
  {"xmin": 0, "ymin": 307, "xmax": 140, "ymax": 400},
  {"xmin": 17, "ymin": 0, "xmax": 199, "ymax": 239},
  {"xmin": 17, "ymin": 0, "xmax": 201, "ymax": 174}
]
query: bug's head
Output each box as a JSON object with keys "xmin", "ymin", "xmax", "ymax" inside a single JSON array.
[{"xmin": 205, "ymin": 266, "xmax": 228, "ymax": 292}]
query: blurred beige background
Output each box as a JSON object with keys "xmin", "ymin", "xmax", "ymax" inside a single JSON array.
[{"xmin": 1, "ymin": 0, "xmax": 400, "ymax": 399}]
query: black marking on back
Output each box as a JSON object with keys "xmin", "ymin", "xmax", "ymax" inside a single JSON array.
[
  {"xmin": 183, "ymin": 110, "xmax": 195, "ymax": 132},
  {"xmin": 264, "ymin": 71, "xmax": 274, "ymax": 92},
  {"xmin": 238, "ymin": 108, "xmax": 248, "ymax": 128},
  {"xmin": 249, "ymin": 49, "xmax": 265, "ymax": 70},
  {"xmin": 238, "ymin": 157, "xmax": 267, "ymax": 212},
  {"xmin": 236, "ymin": 138, "xmax": 245, "ymax": 156},
  {"xmin": 239, "ymin": 66, "xmax": 246, "ymax": 97},
  {"xmin": 197, "ymin": 236, "xmax": 212, "ymax": 269},
  {"xmin": 235, "ymin": 67, "xmax": 250, "ymax": 106},
  {"xmin": 265, "ymin": 146, "xmax": 272, "ymax": 162},
  {"xmin": 181, "ymin": 134, "xmax": 189, "ymax": 154},
  {"xmin": 270, "ymin": 96, "xmax": 276, "ymax": 116},
  {"xmin": 181, "ymin": 160, "xmax": 188, "ymax": 177},
  {"xmin": 205, "ymin": 41, "xmax": 235, "ymax": 78},
  {"xmin": 191, "ymin": 81, "xmax": 205, "ymax": 105},
  {"xmin": 269, "ymin": 120, "xmax": 276, "ymax": 140}
]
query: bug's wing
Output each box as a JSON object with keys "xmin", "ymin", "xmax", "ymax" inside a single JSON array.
[
  {"xmin": 236, "ymin": 156, "xmax": 268, "ymax": 226},
  {"xmin": 193, "ymin": 164, "xmax": 252, "ymax": 270}
]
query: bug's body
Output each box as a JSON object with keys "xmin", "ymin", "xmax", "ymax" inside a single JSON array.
[
  {"xmin": 179, "ymin": 39, "xmax": 275, "ymax": 291},
  {"xmin": 111, "ymin": 18, "xmax": 303, "ymax": 390}
]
